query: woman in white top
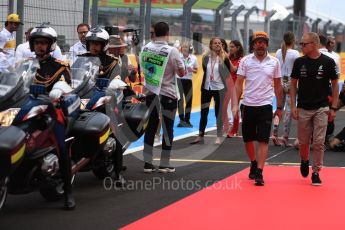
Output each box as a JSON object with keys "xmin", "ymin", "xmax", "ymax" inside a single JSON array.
[
  {"xmin": 191, "ymin": 37, "xmax": 231, "ymax": 145},
  {"xmin": 272, "ymin": 31, "xmax": 300, "ymax": 146},
  {"xmin": 177, "ymin": 42, "xmax": 198, "ymax": 127}
]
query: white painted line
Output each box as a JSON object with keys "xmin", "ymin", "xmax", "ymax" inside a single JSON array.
[
  {"xmin": 124, "ymin": 127, "xmax": 217, "ymax": 155},
  {"xmin": 267, "ymin": 147, "xmax": 293, "ymax": 161}
]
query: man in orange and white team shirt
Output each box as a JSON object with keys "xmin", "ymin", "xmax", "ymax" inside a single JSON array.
[{"xmin": 0, "ymin": 13, "xmax": 23, "ymax": 72}]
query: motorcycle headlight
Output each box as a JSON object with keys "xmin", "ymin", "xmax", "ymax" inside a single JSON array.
[{"xmin": 0, "ymin": 108, "xmax": 21, "ymax": 126}]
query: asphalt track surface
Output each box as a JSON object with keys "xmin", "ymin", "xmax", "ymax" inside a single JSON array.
[{"xmin": 1, "ymin": 111, "xmax": 345, "ymax": 230}]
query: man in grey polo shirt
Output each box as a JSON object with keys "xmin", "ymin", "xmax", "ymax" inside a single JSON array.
[
  {"xmin": 232, "ymin": 31, "xmax": 284, "ymax": 186},
  {"xmin": 140, "ymin": 21, "xmax": 185, "ymax": 173}
]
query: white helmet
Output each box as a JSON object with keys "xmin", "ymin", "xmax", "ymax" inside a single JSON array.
[
  {"xmin": 29, "ymin": 23, "xmax": 57, "ymax": 53},
  {"xmin": 85, "ymin": 27, "xmax": 109, "ymax": 52}
]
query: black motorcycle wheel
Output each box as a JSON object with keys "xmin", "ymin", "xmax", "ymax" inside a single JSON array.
[
  {"xmin": 92, "ymin": 155, "xmax": 114, "ymax": 179},
  {"xmin": 0, "ymin": 178, "xmax": 8, "ymax": 211},
  {"xmin": 39, "ymin": 173, "xmax": 76, "ymax": 202},
  {"xmin": 39, "ymin": 186, "xmax": 63, "ymax": 202}
]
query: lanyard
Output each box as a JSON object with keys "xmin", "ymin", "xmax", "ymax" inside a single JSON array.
[{"xmin": 210, "ymin": 56, "xmax": 217, "ymax": 81}]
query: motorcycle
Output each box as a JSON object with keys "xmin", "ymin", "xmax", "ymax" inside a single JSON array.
[
  {"xmin": 67, "ymin": 57, "xmax": 118, "ymax": 179},
  {"xmin": 0, "ymin": 60, "xmax": 111, "ymax": 210},
  {"xmin": 71, "ymin": 56, "xmax": 149, "ymax": 183},
  {"xmin": 0, "ymin": 59, "xmax": 38, "ymax": 112}
]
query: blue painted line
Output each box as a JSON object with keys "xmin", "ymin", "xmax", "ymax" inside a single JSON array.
[{"xmin": 128, "ymin": 108, "xmax": 216, "ymax": 150}]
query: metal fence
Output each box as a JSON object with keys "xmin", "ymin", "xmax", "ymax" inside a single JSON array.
[
  {"xmin": 1, "ymin": 1, "xmax": 344, "ymax": 54},
  {"xmin": 1, "ymin": 0, "xmax": 84, "ymax": 52}
]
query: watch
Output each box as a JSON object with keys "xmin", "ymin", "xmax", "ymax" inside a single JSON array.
[
  {"xmin": 277, "ymin": 106, "xmax": 283, "ymax": 110},
  {"xmin": 330, "ymin": 107, "xmax": 338, "ymax": 111}
]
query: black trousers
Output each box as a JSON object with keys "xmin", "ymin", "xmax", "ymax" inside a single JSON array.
[
  {"xmin": 143, "ymin": 94, "xmax": 177, "ymax": 167},
  {"xmin": 54, "ymin": 122, "xmax": 72, "ymax": 193},
  {"xmin": 177, "ymin": 78, "xmax": 193, "ymax": 122},
  {"xmin": 198, "ymin": 88, "xmax": 224, "ymax": 137}
]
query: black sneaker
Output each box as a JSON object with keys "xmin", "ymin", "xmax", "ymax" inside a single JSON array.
[
  {"xmin": 249, "ymin": 161, "xmax": 257, "ymax": 179},
  {"xmin": 177, "ymin": 120, "xmax": 186, "ymax": 127},
  {"xmin": 185, "ymin": 121, "xmax": 193, "ymax": 128},
  {"xmin": 254, "ymin": 170, "xmax": 264, "ymax": 186},
  {"xmin": 143, "ymin": 163, "xmax": 156, "ymax": 173},
  {"xmin": 300, "ymin": 160, "xmax": 309, "ymax": 178},
  {"xmin": 311, "ymin": 172, "xmax": 322, "ymax": 186},
  {"xmin": 158, "ymin": 166, "xmax": 175, "ymax": 173}
]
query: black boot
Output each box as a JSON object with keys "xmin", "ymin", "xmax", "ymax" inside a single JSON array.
[
  {"xmin": 64, "ymin": 190, "xmax": 76, "ymax": 210},
  {"xmin": 60, "ymin": 156, "xmax": 76, "ymax": 210},
  {"xmin": 114, "ymin": 173, "xmax": 126, "ymax": 188}
]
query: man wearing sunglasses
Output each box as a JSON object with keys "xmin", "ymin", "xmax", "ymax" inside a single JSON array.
[
  {"xmin": 290, "ymin": 32, "xmax": 339, "ymax": 186},
  {"xmin": 232, "ymin": 31, "xmax": 284, "ymax": 186}
]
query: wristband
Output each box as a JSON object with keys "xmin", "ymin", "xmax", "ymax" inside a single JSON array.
[
  {"xmin": 330, "ymin": 107, "xmax": 338, "ymax": 111},
  {"xmin": 277, "ymin": 106, "xmax": 283, "ymax": 110}
]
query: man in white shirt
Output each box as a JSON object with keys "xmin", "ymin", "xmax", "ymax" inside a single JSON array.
[
  {"xmin": 326, "ymin": 36, "xmax": 341, "ymax": 73},
  {"xmin": 69, "ymin": 23, "xmax": 90, "ymax": 63},
  {"xmin": 15, "ymin": 27, "xmax": 34, "ymax": 60},
  {"xmin": 0, "ymin": 13, "xmax": 23, "ymax": 72},
  {"xmin": 318, "ymin": 34, "xmax": 340, "ymax": 145},
  {"xmin": 232, "ymin": 31, "xmax": 284, "ymax": 186},
  {"xmin": 15, "ymin": 27, "xmax": 64, "ymax": 61},
  {"xmin": 319, "ymin": 34, "xmax": 340, "ymax": 74}
]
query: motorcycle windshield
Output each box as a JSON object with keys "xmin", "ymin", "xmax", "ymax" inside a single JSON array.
[
  {"xmin": 0, "ymin": 59, "xmax": 38, "ymax": 99},
  {"xmin": 70, "ymin": 56, "xmax": 100, "ymax": 89}
]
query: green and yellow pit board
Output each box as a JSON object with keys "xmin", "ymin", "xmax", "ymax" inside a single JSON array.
[{"xmin": 99, "ymin": 0, "xmax": 225, "ymax": 9}]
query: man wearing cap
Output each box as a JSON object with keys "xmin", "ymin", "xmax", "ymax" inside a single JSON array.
[
  {"xmin": 0, "ymin": 13, "xmax": 23, "ymax": 72},
  {"xmin": 232, "ymin": 31, "xmax": 284, "ymax": 186},
  {"xmin": 107, "ymin": 35, "xmax": 136, "ymax": 82}
]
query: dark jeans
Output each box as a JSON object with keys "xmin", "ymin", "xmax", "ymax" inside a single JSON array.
[
  {"xmin": 177, "ymin": 78, "xmax": 193, "ymax": 122},
  {"xmin": 143, "ymin": 94, "xmax": 177, "ymax": 167},
  {"xmin": 199, "ymin": 88, "xmax": 224, "ymax": 137}
]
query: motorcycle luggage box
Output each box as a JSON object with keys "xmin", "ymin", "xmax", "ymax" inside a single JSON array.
[
  {"xmin": 120, "ymin": 103, "xmax": 149, "ymax": 142},
  {"xmin": 72, "ymin": 111, "xmax": 110, "ymax": 135},
  {"xmin": 0, "ymin": 126, "xmax": 26, "ymax": 178}
]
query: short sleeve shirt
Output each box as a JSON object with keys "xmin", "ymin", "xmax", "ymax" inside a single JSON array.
[
  {"xmin": 291, "ymin": 53, "xmax": 338, "ymax": 110},
  {"xmin": 237, "ymin": 53, "xmax": 281, "ymax": 106}
]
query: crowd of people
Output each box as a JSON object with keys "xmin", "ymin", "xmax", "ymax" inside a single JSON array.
[{"xmin": 1, "ymin": 12, "xmax": 344, "ymax": 210}]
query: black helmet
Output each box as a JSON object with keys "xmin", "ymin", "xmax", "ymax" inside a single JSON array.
[
  {"xmin": 29, "ymin": 23, "xmax": 57, "ymax": 53},
  {"xmin": 85, "ymin": 27, "xmax": 109, "ymax": 52}
]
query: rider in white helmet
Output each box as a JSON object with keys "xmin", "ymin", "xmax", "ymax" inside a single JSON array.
[
  {"xmin": 83, "ymin": 27, "xmax": 130, "ymax": 186},
  {"xmin": 83, "ymin": 27, "xmax": 120, "ymax": 80},
  {"xmin": 30, "ymin": 23, "xmax": 76, "ymax": 210}
]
